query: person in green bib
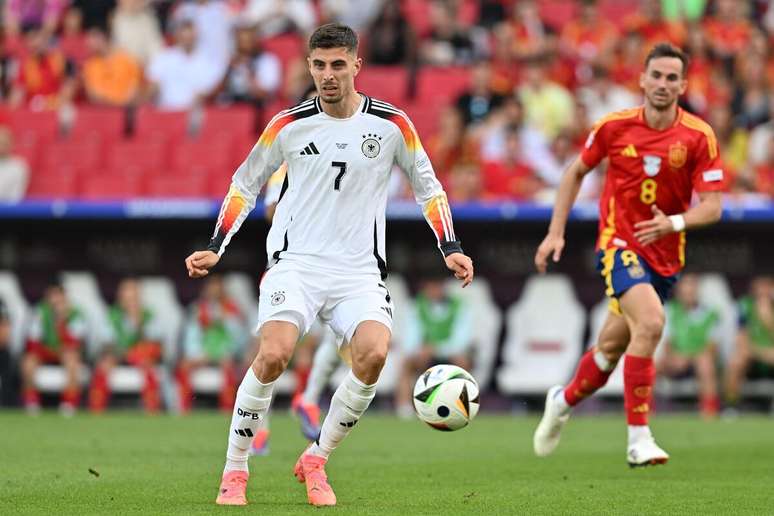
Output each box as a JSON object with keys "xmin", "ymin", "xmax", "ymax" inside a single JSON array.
[
  {"xmin": 88, "ymin": 278, "xmax": 164, "ymax": 413},
  {"xmin": 395, "ymin": 275, "xmax": 473, "ymax": 418},
  {"xmin": 21, "ymin": 281, "xmax": 87, "ymax": 415},
  {"xmin": 725, "ymin": 276, "xmax": 774, "ymax": 408},
  {"xmin": 656, "ymin": 273, "xmax": 721, "ymax": 418},
  {"xmin": 178, "ymin": 274, "xmax": 248, "ymax": 412}
]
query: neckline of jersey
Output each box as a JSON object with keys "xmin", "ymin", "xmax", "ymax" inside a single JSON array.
[
  {"xmin": 316, "ymin": 93, "xmax": 366, "ymax": 121},
  {"xmin": 637, "ymin": 105, "xmax": 684, "ymax": 131}
]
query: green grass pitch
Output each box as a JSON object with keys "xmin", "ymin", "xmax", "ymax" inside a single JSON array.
[{"xmin": 1, "ymin": 411, "xmax": 772, "ymax": 515}]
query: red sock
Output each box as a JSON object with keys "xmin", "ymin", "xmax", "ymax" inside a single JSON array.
[
  {"xmin": 624, "ymin": 354, "xmax": 655, "ymax": 426},
  {"xmin": 23, "ymin": 388, "xmax": 40, "ymax": 407},
  {"xmin": 176, "ymin": 368, "xmax": 192, "ymax": 413},
  {"xmin": 218, "ymin": 364, "xmax": 236, "ymax": 412},
  {"xmin": 61, "ymin": 387, "xmax": 80, "ymax": 408},
  {"xmin": 563, "ymin": 349, "xmax": 614, "ymax": 406},
  {"xmin": 700, "ymin": 394, "xmax": 719, "ymax": 417},
  {"xmin": 88, "ymin": 368, "xmax": 110, "ymax": 412},
  {"xmin": 142, "ymin": 368, "xmax": 161, "ymax": 413}
]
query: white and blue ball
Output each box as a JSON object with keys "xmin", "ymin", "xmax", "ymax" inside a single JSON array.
[{"xmin": 413, "ymin": 364, "xmax": 480, "ymax": 431}]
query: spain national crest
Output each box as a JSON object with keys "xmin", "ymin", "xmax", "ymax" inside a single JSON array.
[
  {"xmin": 669, "ymin": 141, "xmax": 687, "ymax": 168},
  {"xmin": 643, "ymin": 155, "xmax": 661, "ymax": 177}
]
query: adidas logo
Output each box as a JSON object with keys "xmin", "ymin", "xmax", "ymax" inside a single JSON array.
[
  {"xmin": 234, "ymin": 428, "xmax": 254, "ymax": 437},
  {"xmin": 620, "ymin": 144, "xmax": 638, "ymax": 157},
  {"xmin": 300, "ymin": 142, "xmax": 320, "ymax": 156},
  {"xmin": 339, "ymin": 420, "xmax": 358, "ymax": 428}
]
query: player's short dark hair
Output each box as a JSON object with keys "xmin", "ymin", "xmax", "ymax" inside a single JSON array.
[
  {"xmin": 644, "ymin": 42, "xmax": 689, "ymax": 76},
  {"xmin": 309, "ymin": 23, "xmax": 358, "ymax": 54}
]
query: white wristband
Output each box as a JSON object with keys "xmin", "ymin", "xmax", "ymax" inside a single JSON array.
[{"xmin": 669, "ymin": 214, "xmax": 686, "ymax": 232}]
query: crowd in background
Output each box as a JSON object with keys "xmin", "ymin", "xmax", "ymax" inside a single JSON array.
[{"xmin": 0, "ymin": 0, "xmax": 773, "ymax": 202}]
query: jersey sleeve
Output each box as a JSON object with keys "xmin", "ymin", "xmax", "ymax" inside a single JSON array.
[
  {"xmin": 579, "ymin": 118, "xmax": 611, "ymax": 169},
  {"xmin": 690, "ymin": 129, "xmax": 725, "ymax": 192},
  {"xmin": 207, "ymin": 114, "xmax": 288, "ymax": 256},
  {"xmin": 263, "ymin": 163, "xmax": 288, "ymax": 208},
  {"xmin": 393, "ymin": 112, "xmax": 463, "ymax": 256}
]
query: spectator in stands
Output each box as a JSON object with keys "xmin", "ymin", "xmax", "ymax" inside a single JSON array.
[
  {"xmin": 447, "ymin": 161, "xmax": 484, "ymax": 203},
  {"xmin": 425, "ymin": 106, "xmax": 479, "ymax": 184},
  {"xmin": 661, "ymin": 0, "xmax": 707, "ymax": 22},
  {"xmin": 58, "ymin": 6, "xmax": 90, "ymax": 67},
  {"xmin": 4, "ymin": 0, "xmax": 68, "ymax": 38},
  {"xmin": 476, "ymin": 0, "xmax": 507, "ymax": 30},
  {"xmin": 177, "ymin": 274, "xmax": 247, "ymax": 412},
  {"xmin": 145, "ymin": 18, "xmax": 221, "ymax": 110},
  {"xmin": 656, "ymin": 273, "xmax": 721, "ymax": 419},
  {"xmin": 482, "ymin": 124, "xmax": 543, "ymax": 200},
  {"xmin": 320, "ymin": 0, "xmax": 384, "ymax": 32},
  {"xmin": 746, "ymin": 132, "xmax": 774, "ymax": 197},
  {"xmin": 111, "ymin": 0, "xmax": 164, "ymax": 65},
  {"xmin": 731, "ymin": 53, "xmax": 771, "ymax": 130},
  {"xmin": 455, "ymin": 61, "xmax": 506, "ymax": 126},
  {"xmin": 500, "ymin": 0, "xmax": 551, "ymax": 61},
  {"xmin": 21, "ymin": 281, "xmax": 87, "ymax": 415},
  {"xmin": 8, "ymin": 23, "xmax": 77, "ymax": 110},
  {"xmin": 623, "ymin": 0, "xmax": 685, "ymax": 48},
  {"xmin": 703, "ymin": 0, "xmax": 752, "ymax": 62},
  {"xmin": 215, "ymin": 22, "xmax": 281, "ymax": 108},
  {"xmin": 82, "ymin": 25, "xmax": 142, "ymax": 107},
  {"xmin": 70, "ymin": 0, "xmax": 116, "ymax": 31},
  {"xmin": 516, "ymin": 53, "xmax": 575, "ymax": 140},
  {"xmin": 682, "ymin": 25, "xmax": 714, "ymax": 116},
  {"xmin": 0, "ymin": 126, "xmax": 29, "ymax": 203},
  {"xmin": 366, "ymin": 1, "xmax": 417, "ymax": 66},
  {"xmin": 707, "ymin": 104, "xmax": 746, "ymax": 187},
  {"xmin": 88, "ymin": 278, "xmax": 164, "ymax": 413},
  {"xmin": 549, "ymin": 128, "xmax": 600, "ymax": 201},
  {"xmin": 420, "ymin": 0, "xmax": 476, "ymax": 66},
  {"xmin": 171, "ymin": 0, "xmax": 234, "ymax": 80},
  {"xmin": 243, "ymin": 0, "xmax": 317, "ymax": 38},
  {"xmin": 559, "ymin": 0, "xmax": 618, "ymax": 69},
  {"xmin": 724, "ymin": 276, "xmax": 774, "ymax": 412},
  {"xmin": 576, "ymin": 64, "xmax": 639, "ymax": 124},
  {"xmin": 395, "ymin": 275, "xmax": 473, "ymax": 418},
  {"xmin": 0, "ymin": 298, "xmax": 14, "ymax": 406}
]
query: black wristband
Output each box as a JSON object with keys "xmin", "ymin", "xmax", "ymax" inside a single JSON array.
[
  {"xmin": 440, "ymin": 240, "xmax": 464, "ymax": 257},
  {"xmin": 206, "ymin": 239, "xmax": 221, "ymax": 254}
]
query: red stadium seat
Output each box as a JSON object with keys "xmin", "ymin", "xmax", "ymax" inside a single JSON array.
[
  {"xmin": 145, "ymin": 174, "xmax": 208, "ymax": 198},
  {"xmin": 68, "ymin": 106, "xmax": 126, "ymax": 143},
  {"xmin": 356, "ymin": 66, "xmax": 409, "ymax": 105},
  {"xmin": 107, "ymin": 140, "xmax": 169, "ymax": 173},
  {"xmin": 416, "ymin": 67, "xmax": 471, "ymax": 105},
  {"xmin": 134, "ymin": 108, "xmax": 190, "ymax": 142},
  {"xmin": 170, "ymin": 138, "xmax": 234, "ymax": 172},
  {"xmin": 80, "ymin": 174, "xmax": 143, "ymax": 200},
  {"xmin": 261, "ymin": 33, "xmax": 305, "ymax": 73},
  {"xmin": 41, "ymin": 140, "xmax": 104, "ymax": 170},
  {"xmin": 403, "ymin": 102, "xmax": 442, "ymax": 141},
  {"xmin": 199, "ymin": 107, "xmax": 256, "ymax": 139},
  {"xmin": 26, "ymin": 167, "xmax": 80, "ymax": 199},
  {"xmin": 7, "ymin": 109, "xmax": 60, "ymax": 142}
]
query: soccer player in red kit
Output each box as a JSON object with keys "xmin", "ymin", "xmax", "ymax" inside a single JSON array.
[{"xmin": 533, "ymin": 43, "xmax": 724, "ymax": 467}]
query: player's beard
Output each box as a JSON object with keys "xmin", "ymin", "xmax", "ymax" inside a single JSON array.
[
  {"xmin": 649, "ymin": 90, "xmax": 676, "ymax": 112},
  {"xmin": 319, "ymin": 83, "xmax": 344, "ymax": 104}
]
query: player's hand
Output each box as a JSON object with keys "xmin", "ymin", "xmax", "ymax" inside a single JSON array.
[
  {"xmin": 445, "ymin": 253, "xmax": 474, "ymax": 288},
  {"xmin": 534, "ymin": 233, "xmax": 564, "ymax": 274},
  {"xmin": 185, "ymin": 250, "xmax": 219, "ymax": 278},
  {"xmin": 634, "ymin": 205, "xmax": 674, "ymax": 246}
]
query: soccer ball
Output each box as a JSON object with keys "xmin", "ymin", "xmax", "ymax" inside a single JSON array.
[{"xmin": 413, "ymin": 364, "xmax": 479, "ymax": 431}]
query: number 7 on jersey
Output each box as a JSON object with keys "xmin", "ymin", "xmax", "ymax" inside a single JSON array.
[{"xmin": 332, "ymin": 161, "xmax": 347, "ymax": 191}]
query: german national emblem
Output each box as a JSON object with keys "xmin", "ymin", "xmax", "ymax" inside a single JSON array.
[
  {"xmin": 270, "ymin": 291, "xmax": 286, "ymax": 306},
  {"xmin": 668, "ymin": 142, "xmax": 687, "ymax": 168},
  {"xmin": 361, "ymin": 133, "xmax": 382, "ymax": 158},
  {"xmin": 643, "ymin": 155, "xmax": 661, "ymax": 177}
]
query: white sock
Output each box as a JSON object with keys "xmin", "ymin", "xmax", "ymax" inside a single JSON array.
[
  {"xmin": 302, "ymin": 337, "xmax": 340, "ymax": 406},
  {"xmin": 627, "ymin": 425, "xmax": 652, "ymax": 445},
  {"xmin": 223, "ymin": 369, "xmax": 275, "ymax": 473},
  {"xmin": 307, "ymin": 370, "xmax": 376, "ymax": 459},
  {"xmin": 553, "ymin": 387, "xmax": 571, "ymax": 415},
  {"xmin": 593, "ymin": 349, "xmax": 617, "ymax": 372}
]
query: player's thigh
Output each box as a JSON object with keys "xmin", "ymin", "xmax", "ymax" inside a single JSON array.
[
  {"xmin": 349, "ymin": 320, "xmax": 391, "ymax": 368},
  {"xmin": 324, "ymin": 278, "xmax": 393, "ymax": 345},
  {"xmin": 618, "ymin": 283, "xmax": 665, "ymax": 337},
  {"xmin": 257, "ymin": 265, "xmax": 320, "ymax": 337}
]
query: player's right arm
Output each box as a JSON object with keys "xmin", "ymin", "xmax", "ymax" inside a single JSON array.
[
  {"xmin": 535, "ymin": 116, "xmax": 609, "ymax": 273},
  {"xmin": 185, "ymin": 115, "xmax": 287, "ymax": 279}
]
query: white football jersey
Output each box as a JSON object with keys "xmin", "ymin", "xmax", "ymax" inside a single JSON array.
[{"xmin": 208, "ymin": 95, "xmax": 460, "ymax": 277}]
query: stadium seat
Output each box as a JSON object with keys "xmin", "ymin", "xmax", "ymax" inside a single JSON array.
[
  {"xmin": 34, "ymin": 365, "xmax": 90, "ymax": 392},
  {"xmin": 199, "ymin": 106, "xmax": 256, "ymax": 139},
  {"xmin": 497, "ymin": 275, "xmax": 586, "ymax": 395},
  {"xmin": 60, "ymin": 271, "xmax": 112, "ymax": 357},
  {"xmin": 67, "ymin": 106, "xmax": 126, "ymax": 142},
  {"xmin": 133, "ymin": 108, "xmax": 190, "ymax": 142},
  {"xmin": 403, "ymin": 102, "xmax": 441, "ymax": 140},
  {"xmin": 261, "ymin": 33, "xmax": 305, "ymax": 75},
  {"xmin": 444, "ymin": 278, "xmax": 502, "ymax": 389},
  {"xmin": 588, "ymin": 299, "xmax": 624, "ymax": 395},
  {"xmin": 25, "ymin": 166, "xmax": 80, "ymax": 199},
  {"xmin": 0, "ymin": 271, "xmax": 30, "ymax": 355},
  {"xmin": 170, "ymin": 138, "xmax": 234, "ymax": 172},
  {"xmin": 416, "ymin": 67, "xmax": 471, "ymax": 106},
  {"xmin": 7, "ymin": 109, "xmax": 60, "ymax": 142},
  {"xmin": 145, "ymin": 174, "xmax": 208, "ymax": 198},
  {"xmin": 79, "ymin": 174, "xmax": 144, "ymax": 200},
  {"xmin": 139, "ymin": 277, "xmax": 183, "ymax": 363},
  {"xmin": 356, "ymin": 66, "xmax": 409, "ymax": 106},
  {"xmin": 41, "ymin": 140, "xmax": 104, "ymax": 171},
  {"xmin": 107, "ymin": 140, "xmax": 169, "ymax": 173}
]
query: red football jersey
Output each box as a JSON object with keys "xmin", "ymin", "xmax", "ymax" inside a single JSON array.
[{"xmin": 581, "ymin": 107, "xmax": 724, "ymax": 277}]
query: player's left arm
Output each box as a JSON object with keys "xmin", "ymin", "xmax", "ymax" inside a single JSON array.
[
  {"xmin": 393, "ymin": 113, "xmax": 474, "ymax": 287},
  {"xmin": 635, "ymin": 130, "xmax": 724, "ymax": 246}
]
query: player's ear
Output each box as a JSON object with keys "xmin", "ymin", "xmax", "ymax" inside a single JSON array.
[
  {"xmin": 639, "ymin": 71, "xmax": 646, "ymax": 91},
  {"xmin": 353, "ymin": 56, "xmax": 362, "ymax": 77},
  {"xmin": 678, "ymin": 77, "xmax": 687, "ymax": 95}
]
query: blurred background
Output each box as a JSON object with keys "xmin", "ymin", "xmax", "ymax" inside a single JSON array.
[{"xmin": 0, "ymin": 0, "xmax": 772, "ymax": 418}]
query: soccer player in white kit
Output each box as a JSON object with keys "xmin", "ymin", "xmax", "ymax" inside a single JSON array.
[{"xmin": 185, "ymin": 23, "xmax": 474, "ymax": 507}]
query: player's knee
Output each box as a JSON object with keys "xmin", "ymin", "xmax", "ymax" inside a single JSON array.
[
  {"xmin": 256, "ymin": 346, "xmax": 291, "ymax": 374},
  {"xmin": 633, "ymin": 312, "xmax": 665, "ymax": 344}
]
